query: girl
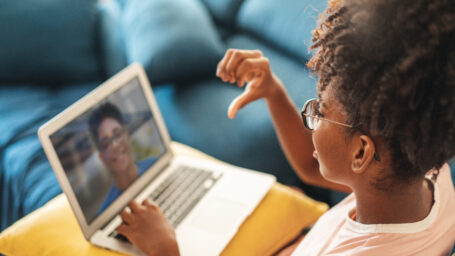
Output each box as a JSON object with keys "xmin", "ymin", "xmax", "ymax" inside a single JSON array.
[{"xmin": 116, "ymin": 0, "xmax": 455, "ymax": 254}]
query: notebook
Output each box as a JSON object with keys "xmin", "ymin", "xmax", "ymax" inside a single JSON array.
[{"xmin": 38, "ymin": 63, "xmax": 275, "ymax": 256}]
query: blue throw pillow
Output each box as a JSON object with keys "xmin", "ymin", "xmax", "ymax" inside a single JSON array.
[
  {"xmin": 123, "ymin": 0, "xmax": 225, "ymax": 85},
  {"xmin": 201, "ymin": 0, "xmax": 245, "ymax": 26},
  {"xmin": 0, "ymin": 0, "xmax": 102, "ymax": 85},
  {"xmin": 237, "ymin": 0, "xmax": 328, "ymax": 61}
]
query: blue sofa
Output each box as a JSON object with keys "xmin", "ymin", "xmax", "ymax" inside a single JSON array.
[
  {"xmin": 0, "ymin": 0, "xmax": 331, "ymax": 231},
  {"xmin": 1, "ymin": 0, "xmax": 454, "ymax": 239}
]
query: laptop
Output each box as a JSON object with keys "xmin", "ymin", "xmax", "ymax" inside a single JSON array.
[{"xmin": 38, "ymin": 63, "xmax": 275, "ymax": 256}]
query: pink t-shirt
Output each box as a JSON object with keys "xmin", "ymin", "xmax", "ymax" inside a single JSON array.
[{"xmin": 292, "ymin": 164, "xmax": 455, "ymax": 256}]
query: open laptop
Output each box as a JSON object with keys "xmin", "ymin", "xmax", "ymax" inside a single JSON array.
[{"xmin": 38, "ymin": 63, "xmax": 275, "ymax": 256}]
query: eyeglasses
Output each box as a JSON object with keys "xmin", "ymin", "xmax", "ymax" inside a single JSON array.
[
  {"xmin": 301, "ymin": 98, "xmax": 381, "ymax": 161},
  {"xmin": 98, "ymin": 128, "xmax": 126, "ymax": 152},
  {"xmin": 301, "ymin": 99, "xmax": 352, "ymax": 131}
]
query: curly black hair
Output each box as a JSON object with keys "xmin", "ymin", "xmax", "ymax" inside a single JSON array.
[
  {"xmin": 88, "ymin": 102, "xmax": 124, "ymax": 146},
  {"xmin": 308, "ymin": 0, "xmax": 455, "ymax": 183}
]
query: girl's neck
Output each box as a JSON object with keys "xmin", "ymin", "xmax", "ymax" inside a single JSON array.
[{"xmin": 353, "ymin": 177, "xmax": 434, "ymax": 224}]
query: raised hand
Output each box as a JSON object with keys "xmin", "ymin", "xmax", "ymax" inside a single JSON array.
[{"xmin": 216, "ymin": 49, "xmax": 284, "ymax": 118}]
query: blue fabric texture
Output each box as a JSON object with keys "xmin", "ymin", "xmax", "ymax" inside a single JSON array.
[
  {"xmin": 201, "ymin": 0, "xmax": 245, "ymax": 26},
  {"xmin": 0, "ymin": 0, "xmax": 102, "ymax": 85},
  {"xmin": 237, "ymin": 0, "xmax": 328, "ymax": 61},
  {"xmin": 122, "ymin": 0, "xmax": 225, "ymax": 85},
  {"xmin": 115, "ymin": 0, "xmax": 127, "ymax": 10},
  {"xmin": 0, "ymin": 84, "xmax": 98, "ymax": 231},
  {"xmin": 98, "ymin": 0, "xmax": 127, "ymax": 78}
]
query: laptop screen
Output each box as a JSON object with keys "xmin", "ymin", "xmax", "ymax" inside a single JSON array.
[{"xmin": 49, "ymin": 77, "xmax": 166, "ymax": 224}]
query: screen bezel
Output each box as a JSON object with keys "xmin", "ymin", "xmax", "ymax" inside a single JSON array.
[{"xmin": 38, "ymin": 63, "xmax": 173, "ymax": 239}]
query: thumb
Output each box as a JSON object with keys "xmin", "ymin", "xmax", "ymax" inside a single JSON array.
[{"xmin": 227, "ymin": 90, "xmax": 259, "ymax": 119}]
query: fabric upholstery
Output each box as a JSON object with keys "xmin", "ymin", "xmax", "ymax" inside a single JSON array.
[
  {"xmin": 201, "ymin": 0, "xmax": 245, "ymax": 26},
  {"xmin": 98, "ymin": 0, "xmax": 127, "ymax": 78},
  {"xmin": 0, "ymin": 0, "xmax": 101, "ymax": 84},
  {"xmin": 237, "ymin": 0, "xmax": 329, "ymax": 61},
  {"xmin": 123, "ymin": 0, "xmax": 225, "ymax": 85}
]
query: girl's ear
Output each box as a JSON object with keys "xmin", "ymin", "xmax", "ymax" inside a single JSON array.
[{"xmin": 351, "ymin": 135, "xmax": 376, "ymax": 174}]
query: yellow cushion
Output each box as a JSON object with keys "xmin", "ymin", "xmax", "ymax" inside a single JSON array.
[{"xmin": 0, "ymin": 142, "xmax": 328, "ymax": 256}]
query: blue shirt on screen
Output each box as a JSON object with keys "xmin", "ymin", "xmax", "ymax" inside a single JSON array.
[{"xmin": 97, "ymin": 157, "xmax": 157, "ymax": 215}]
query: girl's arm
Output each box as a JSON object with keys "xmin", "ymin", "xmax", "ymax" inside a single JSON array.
[{"xmin": 217, "ymin": 49, "xmax": 351, "ymax": 193}]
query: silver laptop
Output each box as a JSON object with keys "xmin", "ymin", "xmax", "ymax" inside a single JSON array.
[{"xmin": 38, "ymin": 63, "xmax": 275, "ymax": 256}]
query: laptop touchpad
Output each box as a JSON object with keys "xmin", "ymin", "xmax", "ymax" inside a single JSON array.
[{"xmin": 189, "ymin": 198, "xmax": 248, "ymax": 235}]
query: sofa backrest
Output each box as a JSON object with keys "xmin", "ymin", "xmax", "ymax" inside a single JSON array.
[
  {"xmin": 122, "ymin": 0, "xmax": 225, "ymax": 85},
  {"xmin": 201, "ymin": 0, "xmax": 245, "ymax": 27},
  {"xmin": 236, "ymin": 0, "xmax": 328, "ymax": 61},
  {"xmin": 0, "ymin": 0, "xmax": 103, "ymax": 85},
  {"xmin": 98, "ymin": 0, "xmax": 128, "ymax": 78}
]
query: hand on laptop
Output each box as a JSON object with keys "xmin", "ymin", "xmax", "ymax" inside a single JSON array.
[
  {"xmin": 117, "ymin": 199, "xmax": 180, "ymax": 256},
  {"xmin": 216, "ymin": 49, "xmax": 285, "ymax": 119}
]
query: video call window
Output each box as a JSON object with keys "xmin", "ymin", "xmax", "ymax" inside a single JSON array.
[{"xmin": 50, "ymin": 78, "xmax": 166, "ymax": 224}]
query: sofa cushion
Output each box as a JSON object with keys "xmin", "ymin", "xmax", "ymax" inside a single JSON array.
[
  {"xmin": 123, "ymin": 0, "xmax": 225, "ymax": 85},
  {"xmin": 0, "ymin": 0, "xmax": 102, "ymax": 85},
  {"xmin": 201, "ymin": 0, "xmax": 245, "ymax": 26},
  {"xmin": 237, "ymin": 0, "xmax": 328, "ymax": 61},
  {"xmin": 98, "ymin": 0, "xmax": 127, "ymax": 78}
]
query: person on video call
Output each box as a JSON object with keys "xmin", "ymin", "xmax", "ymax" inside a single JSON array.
[{"xmin": 89, "ymin": 102, "xmax": 157, "ymax": 214}]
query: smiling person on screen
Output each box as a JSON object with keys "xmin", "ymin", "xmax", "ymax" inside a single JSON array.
[
  {"xmin": 112, "ymin": 0, "xmax": 455, "ymax": 255},
  {"xmin": 89, "ymin": 102, "xmax": 157, "ymax": 214}
]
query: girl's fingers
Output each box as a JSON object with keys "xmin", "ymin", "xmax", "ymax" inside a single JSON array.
[
  {"xmin": 116, "ymin": 224, "xmax": 131, "ymax": 237},
  {"xmin": 227, "ymin": 79, "xmax": 262, "ymax": 119},
  {"xmin": 216, "ymin": 49, "xmax": 235, "ymax": 80},
  {"xmin": 235, "ymin": 57, "xmax": 269, "ymax": 86},
  {"xmin": 217, "ymin": 49, "xmax": 272, "ymax": 119},
  {"xmin": 217, "ymin": 49, "xmax": 263, "ymax": 83},
  {"xmin": 128, "ymin": 200, "xmax": 142, "ymax": 214},
  {"xmin": 227, "ymin": 94, "xmax": 245, "ymax": 119},
  {"xmin": 225, "ymin": 50, "xmax": 262, "ymax": 81},
  {"xmin": 120, "ymin": 210, "xmax": 134, "ymax": 224},
  {"xmin": 142, "ymin": 198, "xmax": 159, "ymax": 210}
]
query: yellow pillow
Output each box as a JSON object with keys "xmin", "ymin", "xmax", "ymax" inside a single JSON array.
[{"xmin": 0, "ymin": 142, "xmax": 328, "ymax": 255}]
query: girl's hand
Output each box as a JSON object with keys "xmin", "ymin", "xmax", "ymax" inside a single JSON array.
[
  {"xmin": 216, "ymin": 49, "xmax": 284, "ymax": 119},
  {"xmin": 117, "ymin": 199, "xmax": 179, "ymax": 256}
]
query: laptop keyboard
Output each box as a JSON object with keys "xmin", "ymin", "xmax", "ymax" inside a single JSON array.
[{"xmin": 110, "ymin": 165, "xmax": 221, "ymax": 242}]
